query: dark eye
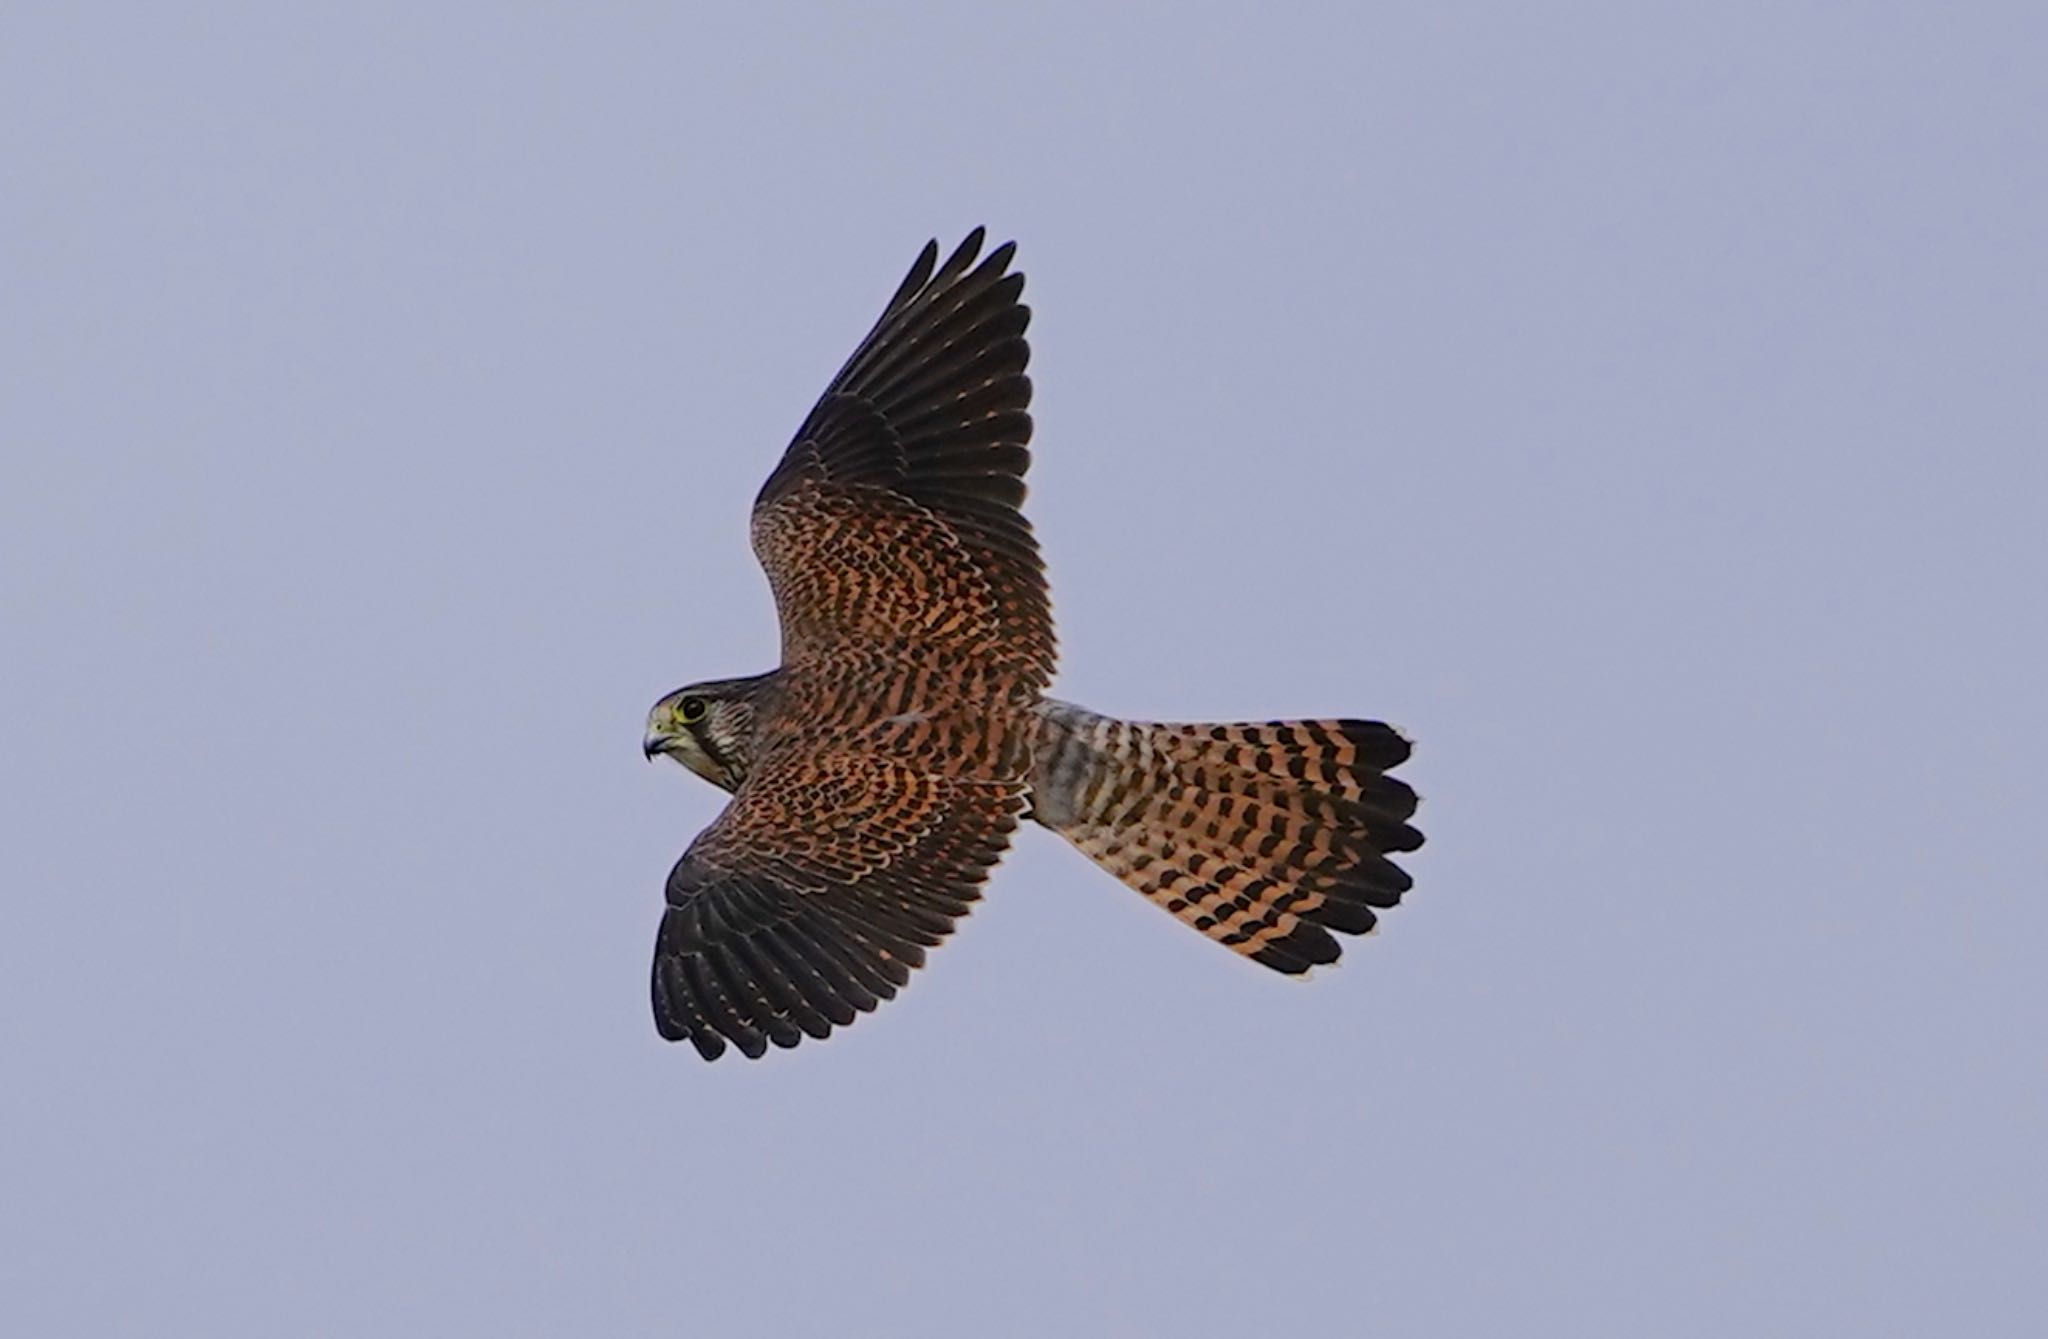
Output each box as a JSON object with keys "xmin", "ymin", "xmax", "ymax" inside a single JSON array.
[{"xmin": 676, "ymin": 695, "xmax": 708, "ymax": 724}]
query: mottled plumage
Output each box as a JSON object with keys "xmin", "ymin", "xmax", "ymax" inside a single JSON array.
[{"xmin": 644, "ymin": 231, "xmax": 1424, "ymax": 1060}]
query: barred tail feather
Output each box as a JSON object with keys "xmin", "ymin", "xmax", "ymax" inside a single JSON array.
[{"xmin": 1030, "ymin": 701, "xmax": 1423, "ymax": 973}]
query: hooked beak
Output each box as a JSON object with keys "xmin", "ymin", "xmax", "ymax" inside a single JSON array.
[{"xmin": 643, "ymin": 729, "xmax": 674, "ymax": 761}]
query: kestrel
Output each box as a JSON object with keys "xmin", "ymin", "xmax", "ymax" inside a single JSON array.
[{"xmin": 643, "ymin": 231, "xmax": 1424, "ymax": 1060}]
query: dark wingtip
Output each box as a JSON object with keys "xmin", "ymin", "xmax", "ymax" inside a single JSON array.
[
  {"xmin": 932, "ymin": 229, "xmax": 986, "ymax": 287},
  {"xmin": 980, "ymin": 238, "xmax": 1017, "ymax": 277},
  {"xmin": 886, "ymin": 229, "xmax": 1020, "ymax": 318},
  {"xmin": 885, "ymin": 239, "xmax": 943, "ymax": 315}
]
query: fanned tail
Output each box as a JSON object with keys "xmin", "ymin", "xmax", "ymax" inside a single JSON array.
[{"xmin": 1029, "ymin": 700, "xmax": 1423, "ymax": 973}]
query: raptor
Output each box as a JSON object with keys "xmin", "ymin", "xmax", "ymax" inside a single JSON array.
[{"xmin": 643, "ymin": 231, "xmax": 1424, "ymax": 1060}]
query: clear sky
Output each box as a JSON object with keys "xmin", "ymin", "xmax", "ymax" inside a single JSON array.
[{"xmin": 5, "ymin": 4, "xmax": 2044, "ymax": 1335}]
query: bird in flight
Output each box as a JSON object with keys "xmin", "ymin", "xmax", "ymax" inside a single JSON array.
[{"xmin": 643, "ymin": 231, "xmax": 1424, "ymax": 1059}]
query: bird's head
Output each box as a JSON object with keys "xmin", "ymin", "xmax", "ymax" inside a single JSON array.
[{"xmin": 642, "ymin": 674, "xmax": 772, "ymax": 792}]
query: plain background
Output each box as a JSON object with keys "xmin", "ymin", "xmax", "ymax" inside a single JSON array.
[{"xmin": 5, "ymin": 4, "xmax": 2044, "ymax": 1335}]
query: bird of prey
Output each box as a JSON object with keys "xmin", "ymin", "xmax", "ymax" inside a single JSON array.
[{"xmin": 642, "ymin": 230, "xmax": 1423, "ymax": 1060}]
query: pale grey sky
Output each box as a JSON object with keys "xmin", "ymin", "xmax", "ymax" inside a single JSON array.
[{"xmin": 4, "ymin": 4, "xmax": 2044, "ymax": 1335}]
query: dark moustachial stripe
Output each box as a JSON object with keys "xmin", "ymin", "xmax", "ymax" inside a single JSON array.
[
  {"xmin": 650, "ymin": 231, "xmax": 1049, "ymax": 1061},
  {"xmin": 648, "ymin": 232, "xmax": 1426, "ymax": 1061}
]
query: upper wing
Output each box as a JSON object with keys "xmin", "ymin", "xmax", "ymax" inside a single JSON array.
[
  {"xmin": 651, "ymin": 750, "xmax": 1023, "ymax": 1060},
  {"xmin": 750, "ymin": 230, "xmax": 1055, "ymax": 691}
]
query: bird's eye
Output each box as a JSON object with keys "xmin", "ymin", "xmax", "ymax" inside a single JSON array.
[{"xmin": 676, "ymin": 695, "xmax": 709, "ymax": 724}]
